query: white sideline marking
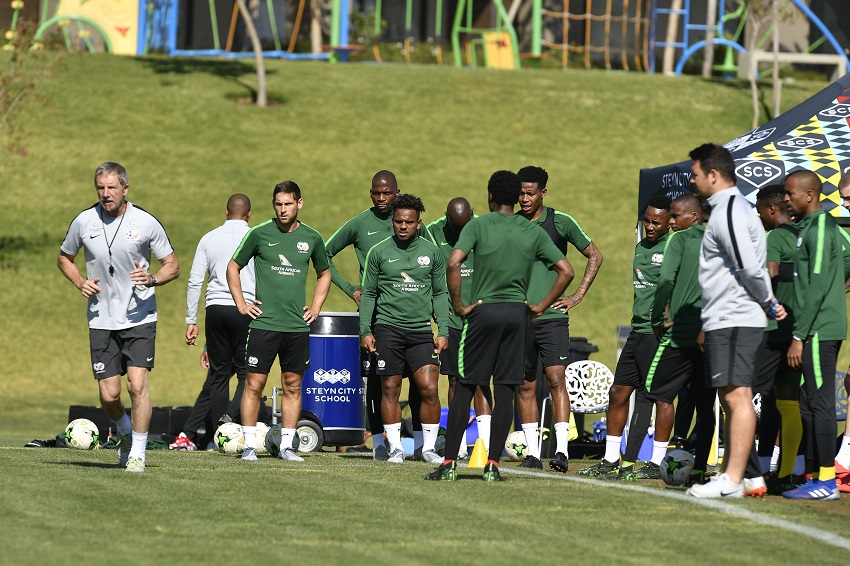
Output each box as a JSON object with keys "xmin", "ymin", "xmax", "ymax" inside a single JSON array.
[{"xmin": 502, "ymin": 467, "xmax": 850, "ymax": 550}]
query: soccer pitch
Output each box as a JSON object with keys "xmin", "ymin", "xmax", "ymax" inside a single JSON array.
[{"xmin": 1, "ymin": 447, "xmax": 849, "ymax": 564}]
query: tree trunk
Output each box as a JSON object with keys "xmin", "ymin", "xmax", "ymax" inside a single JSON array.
[
  {"xmin": 311, "ymin": 0, "xmax": 323, "ymax": 54},
  {"xmin": 702, "ymin": 0, "xmax": 717, "ymax": 78},
  {"xmin": 662, "ymin": 0, "xmax": 682, "ymax": 75},
  {"xmin": 236, "ymin": 0, "xmax": 267, "ymax": 107}
]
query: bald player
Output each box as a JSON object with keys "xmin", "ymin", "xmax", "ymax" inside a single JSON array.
[
  {"xmin": 173, "ymin": 194, "xmax": 256, "ymax": 451},
  {"xmin": 424, "ymin": 198, "xmax": 493, "ymax": 458},
  {"xmin": 783, "ymin": 170, "xmax": 845, "ymax": 500}
]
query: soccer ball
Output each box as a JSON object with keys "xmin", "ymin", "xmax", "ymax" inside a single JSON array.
[
  {"xmin": 505, "ymin": 430, "xmax": 528, "ymax": 462},
  {"xmin": 214, "ymin": 422, "xmax": 244, "ymax": 455},
  {"xmin": 255, "ymin": 422, "xmax": 270, "ymax": 455},
  {"xmin": 64, "ymin": 418, "xmax": 100, "ymax": 450},
  {"xmin": 660, "ymin": 449, "xmax": 695, "ymax": 487},
  {"xmin": 264, "ymin": 424, "xmax": 299, "ymax": 457}
]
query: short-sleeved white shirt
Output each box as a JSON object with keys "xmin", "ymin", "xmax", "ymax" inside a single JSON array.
[{"xmin": 60, "ymin": 202, "xmax": 174, "ymax": 330}]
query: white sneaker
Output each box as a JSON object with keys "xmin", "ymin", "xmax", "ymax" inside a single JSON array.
[
  {"xmin": 279, "ymin": 447, "xmax": 304, "ymax": 462},
  {"xmin": 241, "ymin": 447, "xmax": 258, "ymax": 461},
  {"xmin": 387, "ymin": 448, "xmax": 405, "ymax": 463},
  {"xmin": 421, "ymin": 449, "xmax": 442, "ymax": 464},
  {"xmin": 457, "ymin": 449, "xmax": 469, "ymax": 461},
  {"xmin": 743, "ymin": 476, "xmax": 767, "ymax": 497},
  {"xmin": 124, "ymin": 456, "xmax": 145, "ymax": 473},
  {"xmin": 373, "ymin": 444, "xmax": 390, "ymax": 461},
  {"xmin": 686, "ymin": 473, "xmax": 743, "ymax": 498}
]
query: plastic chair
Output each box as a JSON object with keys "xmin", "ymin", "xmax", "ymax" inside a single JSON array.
[{"xmin": 538, "ymin": 360, "xmax": 615, "ymax": 456}]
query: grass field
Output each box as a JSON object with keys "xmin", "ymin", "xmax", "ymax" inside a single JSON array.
[
  {"xmin": 2, "ymin": 446, "xmax": 850, "ymax": 565},
  {"xmin": 2, "ymin": 52, "xmax": 850, "ymax": 563}
]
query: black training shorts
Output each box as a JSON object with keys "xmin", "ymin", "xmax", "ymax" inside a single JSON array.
[
  {"xmin": 459, "ymin": 303, "xmax": 528, "ymax": 386},
  {"xmin": 89, "ymin": 322, "xmax": 157, "ymax": 380},
  {"xmin": 246, "ymin": 328, "xmax": 310, "ymax": 375}
]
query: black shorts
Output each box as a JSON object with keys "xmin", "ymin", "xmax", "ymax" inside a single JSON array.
[
  {"xmin": 245, "ymin": 329, "xmax": 310, "ymax": 374},
  {"xmin": 89, "ymin": 322, "xmax": 157, "ymax": 380},
  {"xmin": 373, "ymin": 324, "xmax": 438, "ymax": 376},
  {"xmin": 756, "ymin": 340, "xmax": 800, "ymax": 393},
  {"xmin": 704, "ymin": 327, "xmax": 765, "ymax": 388},
  {"xmin": 644, "ymin": 341, "xmax": 704, "ymax": 404},
  {"xmin": 439, "ymin": 327, "xmax": 463, "ymax": 378},
  {"xmin": 524, "ymin": 318, "xmax": 570, "ymax": 375},
  {"xmin": 612, "ymin": 331, "xmax": 659, "ymax": 389},
  {"xmin": 459, "ymin": 303, "xmax": 528, "ymax": 386}
]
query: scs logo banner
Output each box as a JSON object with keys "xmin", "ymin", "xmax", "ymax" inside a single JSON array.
[
  {"xmin": 776, "ymin": 136, "xmax": 824, "ymax": 150},
  {"xmin": 735, "ymin": 161, "xmax": 783, "ymax": 190}
]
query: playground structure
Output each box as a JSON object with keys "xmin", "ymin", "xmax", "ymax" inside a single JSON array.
[{"xmin": 4, "ymin": 0, "xmax": 849, "ymax": 76}]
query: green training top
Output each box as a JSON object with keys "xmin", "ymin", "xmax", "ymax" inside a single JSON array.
[
  {"xmin": 359, "ymin": 235, "xmax": 450, "ymax": 338},
  {"xmin": 324, "ymin": 207, "xmax": 394, "ymax": 298},
  {"xmin": 792, "ymin": 209, "xmax": 847, "ymax": 341},
  {"xmin": 526, "ymin": 208, "xmax": 592, "ymax": 322},
  {"xmin": 765, "ymin": 224, "xmax": 799, "ymax": 342},
  {"xmin": 232, "ymin": 220, "xmax": 329, "ymax": 333},
  {"xmin": 424, "ymin": 215, "xmax": 475, "ymax": 331},
  {"xmin": 651, "ymin": 225, "xmax": 703, "ymax": 348},
  {"xmin": 632, "ymin": 234, "xmax": 667, "ymax": 334},
  {"xmin": 453, "ymin": 211, "xmax": 564, "ymax": 304}
]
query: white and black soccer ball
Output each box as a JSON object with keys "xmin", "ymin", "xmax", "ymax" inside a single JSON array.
[
  {"xmin": 214, "ymin": 422, "xmax": 244, "ymax": 455},
  {"xmin": 255, "ymin": 422, "xmax": 270, "ymax": 455},
  {"xmin": 64, "ymin": 418, "xmax": 100, "ymax": 450},
  {"xmin": 660, "ymin": 449, "xmax": 695, "ymax": 487},
  {"xmin": 504, "ymin": 430, "xmax": 528, "ymax": 462}
]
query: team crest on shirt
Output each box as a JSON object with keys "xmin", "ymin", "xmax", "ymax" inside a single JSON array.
[
  {"xmin": 651, "ymin": 253, "xmax": 664, "ymax": 264},
  {"xmin": 417, "ymin": 256, "xmax": 430, "ymax": 266},
  {"xmin": 279, "ymin": 254, "xmax": 292, "ymax": 266},
  {"xmin": 400, "ymin": 272, "xmax": 416, "ymax": 283},
  {"xmin": 297, "ymin": 241, "xmax": 310, "ymax": 253},
  {"xmin": 125, "ymin": 230, "xmax": 140, "ymax": 241}
]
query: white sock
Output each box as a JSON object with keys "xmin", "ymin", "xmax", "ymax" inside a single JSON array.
[
  {"xmin": 650, "ymin": 440, "xmax": 667, "ymax": 465},
  {"xmin": 476, "ymin": 415, "xmax": 491, "ymax": 447},
  {"xmin": 759, "ymin": 455, "xmax": 772, "ymax": 475},
  {"xmin": 459, "ymin": 429, "xmax": 468, "ymax": 456},
  {"xmin": 770, "ymin": 445, "xmax": 780, "ymax": 473},
  {"xmin": 604, "ymin": 435, "xmax": 622, "ymax": 463},
  {"xmin": 414, "ymin": 430, "xmax": 424, "ymax": 451},
  {"xmin": 114, "ymin": 414, "xmax": 132, "ymax": 437},
  {"xmin": 422, "ymin": 424, "xmax": 439, "ymax": 452},
  {"xmin": 243, "ymin": 426, "xmax": 256, "ymax": 450},
  {"xmin": 554, "ymin": 421, "xmax": 570, "ymax": 457},
  {"xmin": 281, "ymin": 428, "xmax": 296, "ymax": 452},
  {"xmin": 129, "ymin": 430, "xmax": 147, "ymax": 460},
  {"xmin": 794, "ymin": 454, "xmax": 805, "ymax": 476},
  {"xmin": 835, "ymin": 436, "xmax": 850, "ymax": 469},
  {"xmin": 522, "ymin": 423, "xmax": 540, "ymax": 459},
  {"xmin": 384, "ymin": 422, "xmax": 402, "ymax": 452}
]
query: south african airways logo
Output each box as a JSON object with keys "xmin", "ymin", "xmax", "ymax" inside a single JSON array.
[
  {"xmin": 279, "ymin": 254, "xmax": 292, "ymax": 266},
  {"xmin": 400, "ymin": 272, "xmax": 415, "ymax": 283}
]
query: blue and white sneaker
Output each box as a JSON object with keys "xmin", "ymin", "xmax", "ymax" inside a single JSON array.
[
  {"xmin": 279, "ymin": 447, "xmax": 304, "ymax": 462},
  {"xmin": 387, "ymin": 448, "xmax": 405, "ymax": 463},
  {"xmin": 782, "ymin": 478, "xmax": 839, "ymax": 500},
  {"xmin": 241, "ymin": 447, "xmax": 258, "ymax": 461}
]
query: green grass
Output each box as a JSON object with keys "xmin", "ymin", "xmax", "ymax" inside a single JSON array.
[
  {"xmin": 1, "ymin": 447, "xmax": 849, "ymax": 564},
  {"xmin": 0, "ymin": 54, "xmax": 841, "ymax": 441}
]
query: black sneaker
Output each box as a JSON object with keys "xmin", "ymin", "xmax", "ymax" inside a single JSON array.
[
  {"xmin": 577, "ymin": 459, "xmax": 617, "ymax": 477},
  {"xmin": 634, "ymin": 462, "xmax": 661, "ymax": 480},
  {"xmin": 519, "ymin": 455, "xmax": 543, "ymax": 469},
  {"xmin": 424, "ymin": 461, "xmax": 457, "ymax": 481},
  {"xmin": 603, "ymin": 463, "xmax": 635, "ymax": 481},
  {"xmin": 766, "ymin": 473, "xmax": 796, "ymax": 496},
  {"xmin": 549, "ymin": 452, "xmax": 569, "ymax": 473},
  {"xmin": 685, "ymin": 470, "xmax": 706, "ymax": 488},
  {"xmin": 483, "ymin": 463, "xmax": 504, "ymax": 482}
]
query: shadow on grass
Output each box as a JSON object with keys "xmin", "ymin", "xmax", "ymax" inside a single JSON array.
[
  {"xmin": 52, "ymin": 461, "xmax": 123, "ymax": 470},
  {"xmin": 135, "ymin": 56, "xmax": 287, "ymax": 106},
  {"xmin": 0, "ymin": 233, "xmax": 56, "ymax": 270}
]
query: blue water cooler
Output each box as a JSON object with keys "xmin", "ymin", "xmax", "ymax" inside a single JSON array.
[{"xmin": 301, "ymin": 312, "xmax": 365, "ymax": 447}]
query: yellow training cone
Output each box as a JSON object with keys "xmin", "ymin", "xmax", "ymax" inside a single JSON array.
[
  {"xmin": 568, "ymin": 412, "xmax": 579, "ymax": 442},
  {"xmin": 467, "ymin": 438, "xmax": 488, "ymax": 468}
]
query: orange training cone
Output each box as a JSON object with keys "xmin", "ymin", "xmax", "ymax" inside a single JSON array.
[{"xmin": 467, "ymin": 438, "xmax": 488, "ymax": 468}]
